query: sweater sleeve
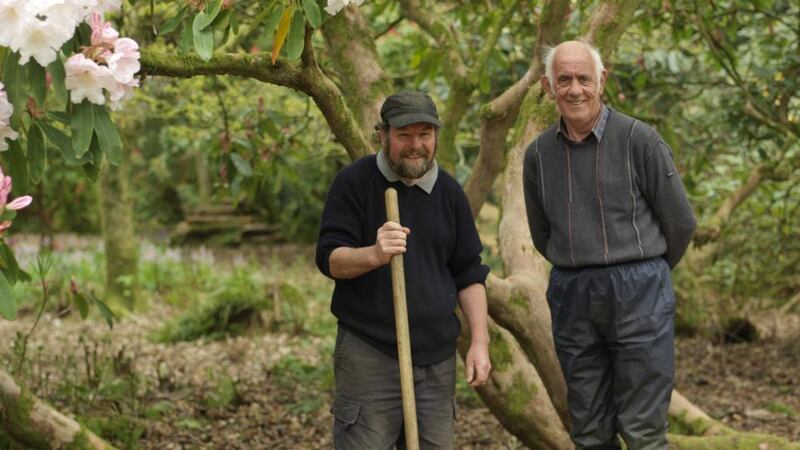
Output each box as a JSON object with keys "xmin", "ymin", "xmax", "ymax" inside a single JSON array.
[
  {"xmin": 447, "ymin": 184, "xmax": 490, "ymax": 291},
  {"xmin": 639, "ymin": 135, "xmax": 697, "ymax": 269},
  {"xmin": 315, "ymin": 167, "xmax": 365, "ymax": 278},
  {"xmin": 523, "ymin": 140, "xmax": 551, "ymax": 260}
]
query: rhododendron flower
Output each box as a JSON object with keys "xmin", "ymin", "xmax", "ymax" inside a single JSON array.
[
  {"xmin": 65, "ymin": 54, "xmax": 116, "ymax": 104},
  {"xmin": 0, "ymin": 0, "xmax": 28, "ymax": 50},
  {"xmin": 88, "ymin": 0, "xmax": 122, "ymax": 16},
  {"xmin": 15, "ymin": 13, "xmax": 74, "ymax": 66},
  {"xmin": 324, "ymin": 0, "xmax": 365, "ymax": 15},
  {"xmin": 0, "ymin": 164, "xmax": 32, "ymax": 236},
  {"xmin": 90, "ymin": 12, "xmax": 119, "ymax": 47},
  {"xmin": 107, "ymin": 80, "xmax": 137, "ymax": 111},
  {"xmin": 106, "ymin": 37, "xmax": 140, "ymax": 83},
  {"xmin": 0, "ymin": 83, "xmax": 17, "ymax": 152},
  {"xmin": 5, "ymin": 196, "xmax": 32, "ymax": 211}
]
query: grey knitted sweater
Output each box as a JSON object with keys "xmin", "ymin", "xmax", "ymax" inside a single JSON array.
[{"xmin": 523, "ymin": 107, "xmax": 696, "ymax": 269}]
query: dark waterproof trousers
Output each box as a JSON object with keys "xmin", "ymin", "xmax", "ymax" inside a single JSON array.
[{"xmin": 547, "ymin": 257, "xmax": 675, "ymax": 450}]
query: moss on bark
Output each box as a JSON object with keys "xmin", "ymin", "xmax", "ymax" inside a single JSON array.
[{"xmin": 99, "ymin": 158, "xmax": 139, "ymax": 311}]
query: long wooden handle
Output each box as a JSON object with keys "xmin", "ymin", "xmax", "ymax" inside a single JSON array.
[{"xmin": 385, "ymin": 188, "xmax": 419, "ymax": 450}]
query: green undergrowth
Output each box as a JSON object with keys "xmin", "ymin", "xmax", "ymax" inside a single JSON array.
[
  {"xmin": 271, "ymin": 354, "xmax": 334, "ymax": 415},
  {"xmin": 153, "ymin": 272, "xmax": 269, "ymax": 343}
]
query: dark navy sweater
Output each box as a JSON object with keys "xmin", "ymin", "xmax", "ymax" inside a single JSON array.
[{"xmin": 316, "ymin": 155, "xmax": 489, "ymax": 365}]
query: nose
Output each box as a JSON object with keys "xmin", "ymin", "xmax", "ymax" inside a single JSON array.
[
  {"xmin": 567, "ymin": 78, "xmax": 582, "ymax": 96},
  {"xmin": 407, "ymin": 135, "xmax": 422, "ymax": 148}
]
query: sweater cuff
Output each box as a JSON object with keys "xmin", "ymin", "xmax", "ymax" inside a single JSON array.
[{"xmin": 454, "ymin": 263, "xmax": 490, "ymax": 291}]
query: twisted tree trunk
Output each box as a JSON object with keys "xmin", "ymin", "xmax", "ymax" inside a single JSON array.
[{"xmin": 0, "ymin": 369, "xmax": 114, "ymax": 449}]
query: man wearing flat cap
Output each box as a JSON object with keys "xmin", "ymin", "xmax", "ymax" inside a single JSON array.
[{"xmin": 317, "ymin": 91, "xmax": 492, "ymax": 449}]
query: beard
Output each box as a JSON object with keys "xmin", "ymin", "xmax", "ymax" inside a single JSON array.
[{"xmin": 385, "ymin": 142, "xmax": 436, "ymax": 180}]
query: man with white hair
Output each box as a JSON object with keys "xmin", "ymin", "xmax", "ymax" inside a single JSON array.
[{"xmin": 523, "ymin": 40, "xmax": 696, "ymax": 449}]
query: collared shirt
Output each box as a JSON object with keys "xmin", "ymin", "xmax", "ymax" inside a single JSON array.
[
  {"xmin": 376, "ymin": 150, "xmax": 439, "ymax": 194},
  {"xmin": 556, "ymin": 104, "xmax": 611, "ymax": 142}
]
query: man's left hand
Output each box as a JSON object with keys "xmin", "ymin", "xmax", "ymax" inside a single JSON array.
[{"xmin": 465, "ymin": 341, "xmax": 491, "ymax": 387}]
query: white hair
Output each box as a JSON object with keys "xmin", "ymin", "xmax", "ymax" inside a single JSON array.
[{"xmin": 543, "ymin": 41, "xmax": 605, "ymax": 93}]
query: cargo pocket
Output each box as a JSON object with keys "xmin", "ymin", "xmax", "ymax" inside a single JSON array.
[{"xmin": 331, "ymin": 396, "xmax": 361, "ymax": 434}]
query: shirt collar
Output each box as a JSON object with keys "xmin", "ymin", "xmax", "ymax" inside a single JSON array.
[
  {"xmin": 376, "ymin": 150, "xmax": 438, "ymax": 194},
  {"xmin": 556, "ymin": 104, "xmax": 610, "ymax": 142}
]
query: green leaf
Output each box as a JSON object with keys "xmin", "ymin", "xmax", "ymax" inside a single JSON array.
[
  {"xmin": 39, "ymin": 121, "xmax": 71, "ymax": 156},
  {"xmin": 73, "ymin": 292, "xmax": 89, "ymax": 319},
  {"xmin": 261, "ymin": 118, "xmax": 283, "ymax": 141},
  {"xmin": 27, "ymin": 123, "xmax": 46, "ymax": 184},
  {"xmin": 285, "ymin": 9, "xmax": 306, "ymax": 60},
  {"xmin": 27, "ymin": 61, "xmax": 47, "ymax": 107},
  {"xmin": 193, "ymin": 15, "xmax": 215, "ymax": 61},
  {"xmin": 230, "ymin": 173, "xmax": 243, "ymax": 196},
  {"xmin": 178, "ymin": 18, "xmax": 194, "ymax": 54},
  {"xmin": 71, "ymin": 100, "xmax": 95, "ymax": 158},
  {"xmin": 195, "ymin": 0, "xmax": 222, "ymax": 30},
  {"xmin": 93, "ymin": 105, "xmax": 123, "ymax": 165},
  {"xmin": 271, "ymin": 5, "xmax": 294, "ymax": 65},
  {"xmin": 89, "ymin": 292, "xmax": 116, "ymax": 329},
  {"xmin": 262, "ymin": 5, "xmax": 284, "ymax": 38},
  {"xmin": 0, "ymin": 271, "xmax": 15, "ymax": 321},
  {"xmin": 0, "ymin": 210, "xmax": 16, "ymax": 222},
  {"xmin": 0, "ymin": 241, "xmax": 22, "ymax": 285},
  {"xmin": 82, "ymin": 135, "xmax": 102, "ymax": 181},
  {"xmin": 1, "ymin": 52, "xmax": 27, "ymax": 129},
  {"xmin": 161, "ymin": 4, "xmax": 188, "ymax": 34},
  {"xmin": 302, "ymin": 0, "xmax": 322, "ymax": 29},
  {"xmin": 47, "ymin": 59, "xmax": 68, "ymax": 104},
  {"xmin": 211, "ymin": 8, "xmax": 232, "ymax": 31},
  {"xmin": 4, "ymin": 140, "xmax": 29, "ymax": 196},
  {"xmin": 230, "ymin": 153, "xmax": 252, "ymax": 177},
  {"xmin": 47, "ymin": 111, "xmax": 70, "ymax": 124}
]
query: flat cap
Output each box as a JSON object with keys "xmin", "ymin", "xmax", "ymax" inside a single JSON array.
[{"xmin": 380, "ymin": 91, "xmax": 442, "ymax": 128}]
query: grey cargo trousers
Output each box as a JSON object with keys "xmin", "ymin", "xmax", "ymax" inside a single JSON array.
[
  {"xmin": 331, "ymin": 326, "xmax": 457, "ymax": 450},
  {"xmin": 547, "ymin": 257, "xmax": 675, "ymax": 450}
]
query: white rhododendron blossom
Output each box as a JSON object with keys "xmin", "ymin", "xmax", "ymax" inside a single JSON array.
[
  {"xmin": 15, "ymin": 14, "xmax": 74, "ymax": 66},
  {"xmin": 0, "ymin": 0, "xmax": 124, "ymax": 66},
  {"xmin": 65, "ymin": 54, "xmax": 115, "ymax": 104},
  {"xmin": 0, "ymin": 1, "xmax": 28, "ymax": 52},
  {"xmin": 0, "ymin": 83, "xmax": 18, "ymax": 152},
  {"xmin": 64, "ymin": 14, "xmax": 140, "ymax": 108},
  {"xmin": 324, "ymin": 0, "xmax": 365, "ymax": 15}
]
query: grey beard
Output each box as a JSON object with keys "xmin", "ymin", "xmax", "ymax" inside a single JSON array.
[
  {"xmin": 384, "ymin": 142, "xmax": 436, "ymax": 180},
  {"xmin": 389, "ymin": 156, "xmax": 432, "ymax": 179}
]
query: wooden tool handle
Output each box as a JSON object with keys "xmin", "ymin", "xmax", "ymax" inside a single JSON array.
[{"xmin": 384, "ymin": 188, "xmax": 419, "ymax": 450}]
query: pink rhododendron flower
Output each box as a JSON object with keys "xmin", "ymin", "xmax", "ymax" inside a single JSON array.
[
  {"xmin": 0, "ymin": 83, "xmax": 18, "ymax": 152},
  {"xmin": 5, "ymin": 196, "xmax": 32, "ymax": 210},
  {"xmin": 0, "ymin": 164, "xmax": 33, "ymax": 236},
  {"xmin": 90, "ymin": 12, "xmax": 119, "ymax": 47}
]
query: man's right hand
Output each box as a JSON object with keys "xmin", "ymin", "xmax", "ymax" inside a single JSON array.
[{"xmin": 373, "ymin": 221, "xmax": 411, "ymax": 265}]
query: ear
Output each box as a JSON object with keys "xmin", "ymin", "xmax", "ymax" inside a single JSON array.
[
  {"xmin": 541, "ymin": 76, "xmax": 554, "ymax": 99},
  {"xmin": 378, "ymin": 127, "xmax": 389, "ymax": 146},
  {"xmin": 598, "ymin": 68, "xmax": 608, "ymax": 94}
]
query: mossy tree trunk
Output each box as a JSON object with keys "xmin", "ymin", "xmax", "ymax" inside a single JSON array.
[
  {"xmin": 0, "ymin": 369, "xmax": 114, "ymax": 449},
  {"xmin": 99, "ymin": 156, "xmax": 139, "ymax": 311}
]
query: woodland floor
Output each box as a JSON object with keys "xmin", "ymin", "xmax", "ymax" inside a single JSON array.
[{"xmin": 0, "ymin": 242, "xmax": 798, "ymax": 449}]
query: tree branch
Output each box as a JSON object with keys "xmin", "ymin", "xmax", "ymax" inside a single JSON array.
[
  {"xmin": 140, "ymin": 44, "xmax": 371, "ymax": 160},
  {"xmin": 139, "ymin": 49, "xmax": 305, "ymax": 90},
  {"xmin": 694, "ymin": 164, "xmax": 764, "ymax": 246},
  {"xmin": 465, "ymin": 0, "xmax": 571, "ymax": 216},
  {"xmin": 397, "ymin": 0, "xmax": 468, "ymax": 83}
]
